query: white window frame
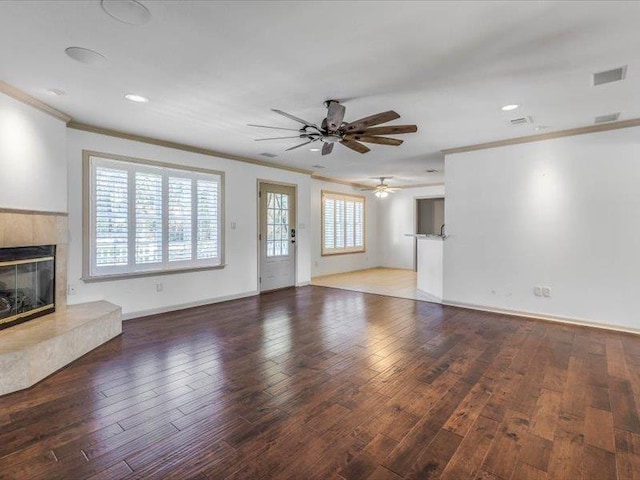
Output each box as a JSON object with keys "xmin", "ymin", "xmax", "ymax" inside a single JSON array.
[
  {"xmin": 321, "ymin": 190, "xmax": 366, "ymax": 256},
  {"xmin": 82, "ymin": 150, "xmax": 225, "ymax": 281}
]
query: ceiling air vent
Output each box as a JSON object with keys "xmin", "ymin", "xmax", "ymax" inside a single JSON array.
[
  {"xmin": 260, "ymin": 152, "xmax": 278, "ymax": 158},
  {"xmin": 593, "ymin": 66, "xmax": 627, "ymax": 86},
  {"xmin": 594, "ymin": 113, "xmax": 620, "ymax": 124},
  {"xmin": 510, "ymin": 116, "xmax": 533, "ymax": 126}
]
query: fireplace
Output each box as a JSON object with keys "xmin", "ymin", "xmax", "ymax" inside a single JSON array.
[{"xmin": 0, "ymin": 245, "xmax": 55, "ymax": 330}]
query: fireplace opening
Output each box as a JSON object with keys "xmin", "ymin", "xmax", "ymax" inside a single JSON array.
[{"xmin": 0, "ymin": 245, "xmax": 55, "ymax": 330}]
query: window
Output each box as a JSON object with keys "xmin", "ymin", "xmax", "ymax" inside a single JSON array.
[
  {"xmin": 322, "ymin": 191, "xmax": 365, "ymax": 255},
  {"xmin": 85, "ymin": 152, "xmax": 224, "ymax": 279},
  {"xmin": 266, "ymin": 192, "xmax": 290, "ymax": 257}
]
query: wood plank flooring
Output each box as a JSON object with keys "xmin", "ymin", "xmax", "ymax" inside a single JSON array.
[{"xmin": 1, "ymin": 286, "xmax": 640, "ymax": 479}]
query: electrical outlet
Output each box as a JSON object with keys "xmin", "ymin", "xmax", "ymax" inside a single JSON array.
[
  {"xmin": 314, "ymin": 261, "xmax": 319, "ymax": 268},
  {"xmin": 534, "ymin": 286, "xmax": 543, "ymax": 297},
  {"xmin": 542, "ymin": 286, "xmax": 551, "ymax": 298},
  {"xmin": 231, "ymin": 221, "xmax": 237, "ymax": 230},
  {"xmin": 68, "ymin": 283, "xmax": 76, "ymax": 295},
  {"xmin": 156, "ymin": 283, "xmax": 164, "ymax": 292}
]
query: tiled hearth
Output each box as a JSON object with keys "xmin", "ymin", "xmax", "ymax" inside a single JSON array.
[{"xmin": 0, "ymin": 208, "xmax": 122, "ymax": 396}]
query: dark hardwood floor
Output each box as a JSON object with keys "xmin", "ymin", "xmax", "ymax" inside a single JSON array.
[{"xmin": 1, "ymin": 286, "xmax": 640, "ymax": 479}]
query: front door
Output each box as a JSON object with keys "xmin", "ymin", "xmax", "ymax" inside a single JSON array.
[{"xmin": 259, "ymin": 182, "xmax": 296, "ymax": 292}]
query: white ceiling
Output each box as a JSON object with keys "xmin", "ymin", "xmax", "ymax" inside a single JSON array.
[{"xmin": 0, "ymin": 1, "xmax": 639, "ymax": 187}]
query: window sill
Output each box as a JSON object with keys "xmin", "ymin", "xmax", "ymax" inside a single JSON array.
[
  {"xmin": 321, "ymin": 250, "xmax": 366, "ymax": 257},
  {"xmin": 82, "ymin": 264, "xmax": 226, "ymax": 283}
]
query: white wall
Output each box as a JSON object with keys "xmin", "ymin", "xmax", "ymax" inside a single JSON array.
[
  {"xmin": 0, "ymin": 92, "xmax": 67, "ymax": 212},
  {"xmin": 67, "ymin": 129, "xmax": 311, "ymax": 317},
  {"xmin": 444, "ymin": 127, "xmax": 640, "ymax": 331},
  {"xmin": 310, "ymin": 179, "xmax": 379, "ymax": 277},
  {"xmin": 378, "ymin": 185, "xmax": 445, "ymax": 269}
]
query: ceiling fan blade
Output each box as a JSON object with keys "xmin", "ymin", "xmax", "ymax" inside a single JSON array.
[
  {"xmin": 339, "ymin": 139, "xmax": 370, "ymax": 154},
  {"xmin": 357, "ymin": 125, "xmax": 417, "ymax": 136},
  {"xmin": 255, "ymin": 135, "xmax": 304, "ymax": 141},
  {"xmin": 326, "ymin": 101, "xmax": 346, "ymax": 131},
  {"xmin": 285, "ymin": 138, "xmax": 317, "ymax": 151},
  {"xmin": 342, "ymin": 110, "xmax": 400, "ymax": 133},
  {"xmin": 322, "ymin": 142, "xmax": 334, "ymax": 155},
  {"xmin": 344, "ymin": 135, "xmax": 403, "ymax": 146},
  {"xmin": 248, "ymin": 124, "xmax": 302, "ymax": 132},
  {"xmin": 272, "ymin": 109, "xmax": 319, "ymax": 129}
]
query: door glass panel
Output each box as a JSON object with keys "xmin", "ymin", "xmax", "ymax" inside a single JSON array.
[{"xmin": 266, "ymin": 192, "xmax": 290, "ymax": 257}]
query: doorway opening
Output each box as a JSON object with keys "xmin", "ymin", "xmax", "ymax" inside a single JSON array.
[{"xmin": 414, "ymin": 197, "xmax": 445, "ymax": 271}]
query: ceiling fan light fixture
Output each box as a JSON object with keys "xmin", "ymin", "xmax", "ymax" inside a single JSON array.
[{"xmin": 375, "ymin": 190, "xmax": 389, "ymax": 198}]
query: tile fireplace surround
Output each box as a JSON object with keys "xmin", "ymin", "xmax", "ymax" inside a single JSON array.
[{"xmin": 0, "ymin": 208, "xmax": 122, "ymax": 396}]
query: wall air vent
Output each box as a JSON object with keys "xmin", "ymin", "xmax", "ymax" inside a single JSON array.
[
  {"xmin": 510, "ymin": 116, "xmax": 533, "ymax": 126},
  {"xmin": 594, "ymin": 113, "xmax": 621, "ymax": 124},
  {"xmin": 593, "ymin": 66, "xmax": 627, "ymax": 86},
  {"xmin": 260, "ymin": 152, "xmax": 278, "ymax": 158}
]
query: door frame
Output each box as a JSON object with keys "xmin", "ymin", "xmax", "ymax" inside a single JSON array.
[
  {"xmin": 413, "ymin": 195, "xmax": 445, "ymax": 271},
  {"xmin": 256, "ymin": 179, "xmax": 299, "ymax": 293}
]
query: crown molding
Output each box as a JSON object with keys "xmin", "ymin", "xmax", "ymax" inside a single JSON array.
[
  {"xmin": 0, "ymin": 80, "xmax": 72, "ymax": 123},
  {"xmin": 310, "ymin": 174, "xmax": 371, "ymax": 190},
  {"xmin": 67, "ymin": 122, "xmax": 314, "ymax": 176},
  {"xmin": 395, "ymin": 182, "xmax": 445, "ymax": 189},
  {"xmin": 311, "ymin": 174, "xmax": 445, "ymax": 191},
  {"xmin": 442, "ymin": 117, "xmax": 640, "ymax": 155}
]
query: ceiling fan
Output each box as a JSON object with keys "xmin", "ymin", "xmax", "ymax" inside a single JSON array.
[
  {"xmin": 361, "ymin": 177, "xmax": 401, "ymax": 198},
  {"xmin": 249, "ymin": 100, "xmax": 417, "ymax": 155}
]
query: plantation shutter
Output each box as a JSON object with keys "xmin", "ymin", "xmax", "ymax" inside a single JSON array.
[
  {"xmin": 321, "ymin": 191, "xmax": 365, "ymax": 255},
  {"xmin": 88, "ymin": 155, "xmax": 223, "ymax": 278},
  {"xmin": 94, "ymin": 165, "xmax": 129, "ymax": 270}
]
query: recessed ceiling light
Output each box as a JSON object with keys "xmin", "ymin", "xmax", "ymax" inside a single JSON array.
[
  {"xmin": 501, "ymin": 104, "xmax": 519, "ymax": 111},
  {"xmin": 65, "ymin": 47, "xmax": 107, "ymax": 66},
  {"xmin": 312, "ymin": 164, "xmax": 325, "ymax": 169},
  {"xmin": 426, "ymin": 169, "xmax": 438, "ymax": 173},
  {"xmin": 124, "ymin": 93, "xmax": 149, "ymax": 103},
  {"xmin": 535, "ymin": 125, "xmax": 549, "ymax": 131},
  {"xmin": 310, "ymin": 148, "xmax": 321, "ymax": 152},
  {"xmin": 47, "ymin": 89, "xmax": 65, "ymax": 96},
  {"xmin": 101, "ymin": 0, "xmax": 151, "ymax": 25}
]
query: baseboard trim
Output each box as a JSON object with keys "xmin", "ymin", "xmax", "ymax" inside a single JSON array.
[
  {"xmin": 443, "ymin": 299, "xmax": 640, "ymax": 336},
  {"xmin": 122, "ymin": 290, "xmax": 259, "ymax": 321},
  {"xmin": 296, "ymin": 281, "xmax": 311, "ymax": 287}
]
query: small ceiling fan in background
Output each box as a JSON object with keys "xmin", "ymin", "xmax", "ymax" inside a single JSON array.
[
  {"xmin": 361, "ymin": 177, "xmax": 401, "ymax": 198},
  {"xmin": 249, "ymin": 100, "xmax": 417, "ymax": 155}
]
